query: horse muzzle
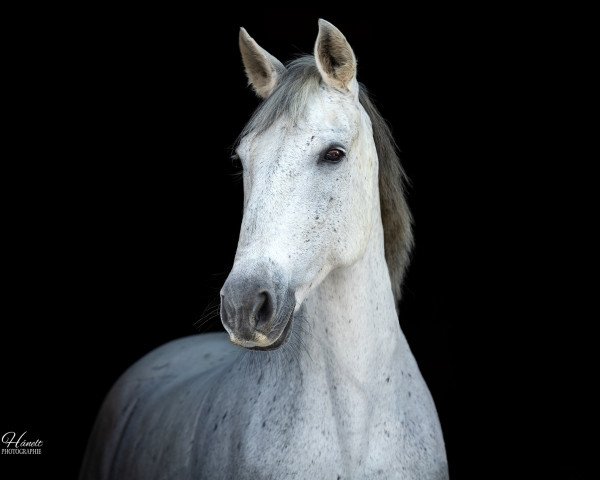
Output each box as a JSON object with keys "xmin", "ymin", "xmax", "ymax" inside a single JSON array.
[{"xmin": 220, "ymin": 260, "xmax": 295, "ymax": 350}]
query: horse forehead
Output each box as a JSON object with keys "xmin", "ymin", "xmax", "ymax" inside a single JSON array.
[
  {"xmin": 238, "ymin": 89, "xmax": 361, "ymax": 160},
  {"xmin": 301, "ymin": 90, "xmax": 361, "ymax": 136},
  {"xmin": 251, "ymin": 100, "xmax": 359, "ymax": 153}
]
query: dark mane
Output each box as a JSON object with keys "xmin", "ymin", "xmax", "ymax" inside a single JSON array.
[{"xmin": 239, "ymin": 56, "xmax": 413, "ymax": 302}]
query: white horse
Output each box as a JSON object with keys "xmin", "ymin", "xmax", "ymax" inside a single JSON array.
[{"xmin": 80, "ymin": 19, "xmax": 448, "ymax": 480}]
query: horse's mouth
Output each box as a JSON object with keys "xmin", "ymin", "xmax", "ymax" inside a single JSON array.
[{"xmin": 248, "ymin": 311, "xmax": 294, "ymax": 351}]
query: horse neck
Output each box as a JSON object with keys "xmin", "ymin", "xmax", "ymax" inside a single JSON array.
[{"xmin": 299, "ymin": 203, "xmax": 405, "ymax": 384}]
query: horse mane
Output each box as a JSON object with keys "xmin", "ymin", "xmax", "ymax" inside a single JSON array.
[{"xmin": 238, "ymin": 56, "xmax": 413, "ymax": 303}]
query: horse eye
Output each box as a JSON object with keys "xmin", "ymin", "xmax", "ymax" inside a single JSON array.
[
  {"xmin": 323, "ymin": 148, "xmax": 345, "ymax": 163},
  {"xmin": 231, "ymin": 154, "xmax": 243, "ymax": 170}
]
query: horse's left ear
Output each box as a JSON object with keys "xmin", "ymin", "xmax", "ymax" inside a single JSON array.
[{"xmin": 314, "ymin": 19, "xmax": 357, "ymax": 93}]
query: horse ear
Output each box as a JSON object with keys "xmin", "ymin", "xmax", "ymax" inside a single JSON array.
[
  {"xmin": 239, "ymin": 28, "xmax": 286, "ymax": 99},
  {"xmin": 314, "ymin": 19, "xmax": 357, "ymax": 92}
]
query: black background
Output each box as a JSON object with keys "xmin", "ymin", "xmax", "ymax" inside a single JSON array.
[{"xmin": 1, "ymin": 5, "xmax": 580, "ymax": 480}]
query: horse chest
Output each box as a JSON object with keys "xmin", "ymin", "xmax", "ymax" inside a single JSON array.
[
  {"xmin": 212, "ymin": 376, "xmax": 404, "ymax": 478},
  {"xmin": 225, "ymin": 402, "xmax": 409, "ymax": 480}
]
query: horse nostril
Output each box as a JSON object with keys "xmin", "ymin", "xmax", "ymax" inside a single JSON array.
[{"xmin": 255, "ymin": 291, "xmax": 274, "ymax": 328}]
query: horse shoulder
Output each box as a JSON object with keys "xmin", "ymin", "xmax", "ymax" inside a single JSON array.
[
  {"xmin": 79, "ymin": 332, "xmax": 238, "ymax": 480},
  {"xmin": 393, "ymin": 367, "xmax": 449, "ymax": 479}
]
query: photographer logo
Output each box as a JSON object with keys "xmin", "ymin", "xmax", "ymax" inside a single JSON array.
[{"xmin": 1, "ymin": 431, "xmax": 43, "ymax": 455}]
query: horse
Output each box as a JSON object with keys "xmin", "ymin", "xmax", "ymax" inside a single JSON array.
[{"xmin": 80, "ymin": 19, "xmax": 448, "ymax": 480}]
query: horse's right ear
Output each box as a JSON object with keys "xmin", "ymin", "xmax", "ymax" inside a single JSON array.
[{"xmin": 239, "ymin": 28, "xmax": 285, "ymax": 99}]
